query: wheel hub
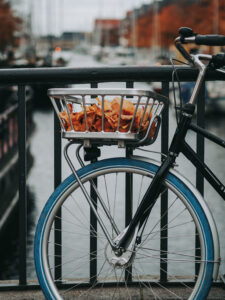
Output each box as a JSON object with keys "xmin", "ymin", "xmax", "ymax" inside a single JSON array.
[
  {"xmin": 105, "ymin": 243, "xmax": 136, "ymax": 268},
  {"xmin": 105, "ymin": 225, "xmax": 139, "ymax": 268}
]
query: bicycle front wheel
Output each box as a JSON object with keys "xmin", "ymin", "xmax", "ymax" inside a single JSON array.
[{"xmin": 34, "ymin": 157, "xmax": 214, "ymax": 300}]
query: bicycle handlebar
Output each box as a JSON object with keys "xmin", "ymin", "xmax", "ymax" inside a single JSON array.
[
  {"xmin": 174, "ymin": 28, "xmax": 225, "ymax": 105},
  {"xmin": 178, "ymin": 27, "xmax": 225, "ymax": 46},
  {"xmin": 195, "ymin": 34, "xmax": 225, "ymax": 46},
  {"xmin": 175, "ymin": 27, "xmax": 225, "ymax": 68},
  {"xmin": 211, "ymin": 53, "xmax": 225, "ymax": 68}
]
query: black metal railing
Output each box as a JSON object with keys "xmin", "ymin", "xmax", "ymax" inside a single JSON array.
[
  {"xmin": 0, "ymin": 65, "xmax": 224, "ymax": 289},
  {"xmin": 0, "ymin": 103, "xmax": 18, "ymax": 168},
  {"xmin": 0, "ymin": 94, "xmax": 33, "ymax": 233}
]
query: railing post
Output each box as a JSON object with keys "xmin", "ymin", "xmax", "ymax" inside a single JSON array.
[
  {"xmin": 195, "ymin": 83, "xmax": 205, "ymax": 277},
  {"xmin": 18, "ymin": 85, "xmax": 27, "ymax": 285},
  {"xmin": 160, "ymin": 81, "xmax": 169, "ymax": 282},
  {"xmin": 90, "ymin": 161, "xmax": 98, "ymax": 285},
  {"xmin": 90, "ymin": 82, "xmax": 98, "ymax": 284},
  {"xmin": 54, "ymin": 109, "xmax": 62, "ymax": 281},
  {"xmin": 125, "ymin": 81, "xmax": 134, "ymax": 283}
]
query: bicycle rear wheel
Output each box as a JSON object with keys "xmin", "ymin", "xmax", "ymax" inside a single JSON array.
[{"xmin": 34, "ymin": 157, "xmax": 215, "ymax": 300}]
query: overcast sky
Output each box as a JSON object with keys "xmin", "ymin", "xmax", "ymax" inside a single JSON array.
[{"xmin": 14, "ymin": 0, "xmax": 153, "ymax": 36}]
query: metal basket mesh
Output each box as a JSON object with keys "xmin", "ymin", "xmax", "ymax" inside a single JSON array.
[{"xmin": 48, "ymin": 88, "xmax": 168, "ymax": 147}]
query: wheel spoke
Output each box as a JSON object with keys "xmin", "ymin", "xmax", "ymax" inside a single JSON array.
[{"xmin": 140, "ymin": 195, "xmax": 179, "ymax": 247}]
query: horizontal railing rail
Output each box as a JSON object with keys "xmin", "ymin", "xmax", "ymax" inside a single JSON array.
[
  {"xmin": 0, "ymin": 65, "xmax": 224, "ymax": 84},
  {"xmin": 0, "ymin": 65, "xmax": 224, "ymax": 290}
]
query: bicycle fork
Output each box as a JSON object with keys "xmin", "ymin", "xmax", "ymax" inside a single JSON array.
[{"xmin": 117, "ymin": 103, "xmax": 195, "ymax": 251}]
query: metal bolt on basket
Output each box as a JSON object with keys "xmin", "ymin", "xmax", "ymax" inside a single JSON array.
[{"xmin": 48, "ymin": 88, "xmax": 168, "ymax": 148}]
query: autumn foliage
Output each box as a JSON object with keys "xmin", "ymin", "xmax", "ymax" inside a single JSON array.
[
  {"xmin": 125, "ymin": 0, "xmax": 225, "ymax": 48},
  {"xmin": 0, "ymin": 0, "xmax": 22, "ymax": 52}
]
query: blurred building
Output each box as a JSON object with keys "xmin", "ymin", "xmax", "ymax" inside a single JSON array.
[
  {"xmin": 59, "ymin": 32, "xmax": 87, "ymax": 50},
  {"xmin": 120, "ymin": 0, "xmax": 224, "ymax": 50},
  {"xmin": 36, "ymin": 31, "xmax": 87, "ymax": 53},
  {"xmin": 93, "ymin": 19, "xmax": 121, "ymax": 47}
]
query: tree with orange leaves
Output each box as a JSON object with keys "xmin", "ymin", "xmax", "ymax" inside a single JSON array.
[{"xmin": 0, "ymin": 0, "xmax": 22, "ymax": 53}]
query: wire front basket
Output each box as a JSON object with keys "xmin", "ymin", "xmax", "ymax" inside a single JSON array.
[{"xmin": 48, "ymin": 88, "xmax": 168, "ymax": 148}]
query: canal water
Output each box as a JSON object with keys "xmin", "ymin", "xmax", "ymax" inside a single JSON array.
[{"xmin": 1, "ymin": 52, "xmax": 225, "ymax": 280}]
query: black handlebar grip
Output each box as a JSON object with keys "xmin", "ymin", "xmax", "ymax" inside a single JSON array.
[
  {"xmin": 179, "ymin": 27, "xmax": 194, "ymax": 37},
  {"xmin": 195, "ymin": 34, "xmax": 225, "ymax": 46}
]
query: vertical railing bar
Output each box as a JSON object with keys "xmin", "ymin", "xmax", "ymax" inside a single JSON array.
[
  {"xmin": 0, "ymin": 118, "xmax": 3, "ymax": 160},
  {"xmin": 125, "ymin": 81, "xmax": 134, "ymax": 283},
  {"xmin": 160, "ymin": 81, "xmax": 169, "ymax": 283},
  {"xmin": 90, "ymin": 169, "xmax": 98, "ymax": 285},
  {"xmin": 9, "ymin": 112, "xmax": 13, "ymax": 150},
  {"xmin": 125, "ymin": 147, "xmax": 133, "ymax": 283},
  {"xmin": 6, "ymin": 117, "xmax": 9, "ymax": 155},
  {"xmin": 54, "ymin": 106, "xmax": 62, "ymax": 281},
  {"xmin": 18, "ymin": 85, "xmax": 27, "ymax": 286},
  {"xmin": 14, "ymin": 113, "xmax": 17, "ymax": 145},
  {"xmin": 90, "ymin": 82, "xmax": 98, "ymax": 284},
  {"xmin": 195, "ymin": 82, "xmax": 205, "ymax": 277}
]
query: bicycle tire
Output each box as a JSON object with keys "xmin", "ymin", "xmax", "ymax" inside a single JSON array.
[{"xmin": 34, "ymin": 157, "xmax": 214, "ymax": 300}]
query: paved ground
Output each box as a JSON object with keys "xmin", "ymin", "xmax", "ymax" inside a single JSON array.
[{"xmin": 0, "ymin": 286, "xmax": 224, "ymax": 300}]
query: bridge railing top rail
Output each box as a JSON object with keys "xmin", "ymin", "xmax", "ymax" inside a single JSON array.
[{"xmin": 0, "ymin": 65, "xmax": 224, "ymax": 85}]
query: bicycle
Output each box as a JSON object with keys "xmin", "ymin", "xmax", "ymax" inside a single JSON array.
[{"xmin": 34, "ymin": 27, "xmax": 225, "ymax": 299}]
